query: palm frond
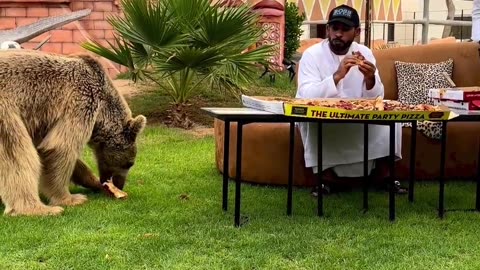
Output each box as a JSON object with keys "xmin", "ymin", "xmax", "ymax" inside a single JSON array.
[
  {"xmin": 129, "ymin": 41, "xmax": 153, "ymax": 69},
  {"xmin": 212, "ymin": 45, "xmax": 276, "ymax": 84},
  {"xmin": 165, "ymin": 0, "xmax": 211, "ymax": 33},
  {"xmin": 81, "ymin": 35, "xmax": 153, "ymax": 82},
  {"xmin": 106, "ymin": 0, "xmax": 185, "ymax": 48},
  {"xmin": 152, "ymin": 46, "xmax": 225, "ymax": 73},
  {"xmin": 81, "ymin": 38, "xmax": 131, "ymax": 68},
  {"xmin": 189, "ymin": 3, "xmax": 263, "ymax": 51}
]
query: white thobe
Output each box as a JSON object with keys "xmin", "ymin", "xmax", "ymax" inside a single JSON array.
[
  {"xmin": 472, "ymin": 0, "xmax": 480, "ymax": 42},
  {"xmin": 296, "ymin": 40, "xmax": 402, "ymax": 177}
]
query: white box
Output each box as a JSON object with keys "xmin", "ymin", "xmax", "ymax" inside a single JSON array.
[
  {"xmin": 428, "ymin": 87, "xmax": 480, "ymax": 101},
  {"xmin": 432, "ymin": 98, "xmax": 480, "ymax": 112},
  {"xmin": 241, "ymin": 95, "xmax": 285, "ymax": 114},
  {"xmin": 429, "ymin": 87, "xmax": 480, "ymax": 111}
]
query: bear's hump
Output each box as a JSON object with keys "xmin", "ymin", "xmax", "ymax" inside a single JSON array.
[{"xmin": 0, "ymin": 50, "xmax": 81, "ymax": 67}]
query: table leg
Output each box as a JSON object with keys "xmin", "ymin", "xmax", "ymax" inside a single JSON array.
[
  {"xmin": 409, "ymin": 121, "xmax": 417, "ymax": 203},
  {"xmin": 287, "ymin": 121, "xmax": 295, "ymax": 216},
  {"xmin": 222, "ymin": 120, "xmax": 230, "ymax": 211},
  {"xmin": 317, "ymin": 122, "xmax": 323, "ymax": 217},
  {"xmin": 439, "ymin": 121, "xmax": 448, "ymax": 219},
  {"xmin": 477, "ymin": 138, "xmax": 480, "ymax": 212},
  {"xmin": 389, "ymin": 123, "xmax": 396, "ymax": 221},
  {"xmin": 234, "ymin": 121, "xmax": 244, "ymax": 227},
  {"xmin": 363, "ymin": 123, "xmax": 369, "ymax": 212}
]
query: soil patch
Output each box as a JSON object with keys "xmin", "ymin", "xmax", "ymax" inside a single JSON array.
[
  {"xmin": 113, "ymin": 79, "xmax": 145, "ymax": 97},
  {"xmin": 114, "ymin": 79, "xmax": 217, "ymax": 136}
]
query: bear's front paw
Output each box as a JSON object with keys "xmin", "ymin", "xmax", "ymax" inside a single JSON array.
[
  {"xmin": 50, "ymin": 194, "xmax": 88, "ymax": 206},
  {"xmin": 5, "ymin": 205, "xmax": 64, "ymax": 217}
]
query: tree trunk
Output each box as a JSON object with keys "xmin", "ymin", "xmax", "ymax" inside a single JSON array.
[
  {"xmin": 164, "ymin": 102, "xmax": 194, "ymax": 129},
  {"xmin": 442, "ymin": 0, "xmax": 456, "ymax": 38}
]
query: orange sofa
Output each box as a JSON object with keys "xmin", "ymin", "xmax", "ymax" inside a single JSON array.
[{"xmin": 213, "ymin": 42, "xmax": 480, "ymax": 186}]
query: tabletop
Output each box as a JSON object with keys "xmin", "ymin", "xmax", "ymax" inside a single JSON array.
[
  {"xmin": 451, "ymin": 110, "xmax": 480, "ymax": 121},
  {"xmin": 201, "ymin": 107, "xmax": 288, "ymax": 121}
]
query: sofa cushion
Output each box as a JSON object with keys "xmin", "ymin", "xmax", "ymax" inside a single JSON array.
[{"xmin": 394, "ymin": 58, "xmax": 454, "ymax": 140}]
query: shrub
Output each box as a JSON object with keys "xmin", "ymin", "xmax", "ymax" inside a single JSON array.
[{"xmin": 284, "ymin": 2, "xmax": 306, "ymax": 60}]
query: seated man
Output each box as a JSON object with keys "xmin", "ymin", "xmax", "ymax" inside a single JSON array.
[{"xmin": 296, "ymin": 4, "xmax": 406, "ymax": 195}]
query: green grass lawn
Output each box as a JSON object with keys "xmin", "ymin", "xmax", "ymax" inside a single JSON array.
[{"xmin": 1, "ymin": 125, "xmax": 480, "ymax": 270}]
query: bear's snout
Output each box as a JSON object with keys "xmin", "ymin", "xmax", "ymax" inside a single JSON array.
[{"xmin": 112, "ymin": 175, "xmax": 126, "ymax": 190}]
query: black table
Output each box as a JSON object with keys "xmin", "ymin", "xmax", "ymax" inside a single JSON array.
[
  {"xmin": 202, "ymin": 108, "xmax": 292, "ymax": 227},
  {"xmin": 202, "ymin": 107, "xmax": 480, "ymax": 226},
  {"xmin": 437, "ymin": 111, "xmax": 480, "ymax": 218}
]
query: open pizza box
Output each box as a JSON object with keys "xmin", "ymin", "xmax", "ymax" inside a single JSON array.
[
  {"xmin": 428, "ymin": 86, "xmax": 480, "ymax": 111},
  {"xmin": 242, "ymin": 95, "xmax": 458, "ymax": 121},
  {"xmin": 241, "ymin": 95, "xmax": 286, "ymax": 114}
]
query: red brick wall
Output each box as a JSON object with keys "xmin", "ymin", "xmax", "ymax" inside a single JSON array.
[{"xmin": 0, "ymin": 0, "xmax": 125, "ymax": 78}]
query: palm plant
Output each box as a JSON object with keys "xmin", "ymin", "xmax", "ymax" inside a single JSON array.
[{"xmin": 82, "ymin": 0, "xmax": 274, "ymax": 128}]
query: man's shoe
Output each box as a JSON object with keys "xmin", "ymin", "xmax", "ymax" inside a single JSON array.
[
  {"xmin": 392, "ymin": 180, "xmax": 408, "ymax": 195},
  {"xmin": 375, "ymin": 180, "xmax": 408, "ymax": 194},
  {"xmin": 311, "ymin": 184, "xmax": 330, "ymax": 197}
]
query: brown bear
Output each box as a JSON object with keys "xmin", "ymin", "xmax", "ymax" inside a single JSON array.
[{"xmin": 0, "ymin": 50, "xmax": 146, "ymax": 216}]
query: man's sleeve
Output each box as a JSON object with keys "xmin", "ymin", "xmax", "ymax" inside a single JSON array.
[
  {"xmin": 472, "ymin": 0, "xmax": 480, "ymax": 42},
  {"xmin": 361, "ymin": 49, "xmax": 384, "ymax": 98},
  {"xmin": 296, "ymin": 50, "xmax": 340, "ymax": 99}
]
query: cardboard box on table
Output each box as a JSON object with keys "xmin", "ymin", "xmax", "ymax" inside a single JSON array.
[
  {"xmin": 428, "ymin": 87, "xmax": 480, "ymax": 111},
  {"xmin": 241, "ymin": 95, "xmax": 457, "ymax": 121}
]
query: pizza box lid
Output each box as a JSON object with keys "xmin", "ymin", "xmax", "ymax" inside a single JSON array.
[{"xmin": 428, "ymin": 86, "xmax": 480, "ymax": 101}]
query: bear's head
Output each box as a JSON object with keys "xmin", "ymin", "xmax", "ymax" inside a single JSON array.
[{"xmin": 93, "ymin": 115, "xmax": 147, "ymax": 190}]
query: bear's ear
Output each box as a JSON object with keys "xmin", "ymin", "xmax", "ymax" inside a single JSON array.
[{"xmin": 128, "ymin": 115, "xmax": 147, "ymax": 136}]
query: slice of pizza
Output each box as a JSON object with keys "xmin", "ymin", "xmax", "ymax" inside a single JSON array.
[
  {"xmin": 102, "ymin": 179, "xmax": 128, "ymax": 199},
  {"xmin": 352, "ymin": 51, "xmax": 365, "ymax": 65},
  {"xmin": 414, "ymin": 104, "xmax": 440, "ymax": 111},
  {"xmin": 257, "ymin": 95, "xmax": 447, "ymax": 113},
  {"xmin": 373, "ymin": 96, "xmax": 384, "ymax": 111}
]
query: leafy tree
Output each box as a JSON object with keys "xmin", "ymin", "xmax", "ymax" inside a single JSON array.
[
  {"xmin": 82, "ymin": 0, "xmax": 274, "ymax": 128},
  {"xmin": 284, "ymin": 2, "xmax": 305, "ymax": 60}
]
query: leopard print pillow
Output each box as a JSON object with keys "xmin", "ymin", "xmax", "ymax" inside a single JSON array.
[
  {"xmin": 417, "ymin": 121, "xmax": 443, "ymax": 140},
  {"xmin": 394, "ymin": 59, "xmax": 454, "ymax": 140},
  {"xmin": 395, "ymin": 58, "xmax": 454, "ymax": 106}
]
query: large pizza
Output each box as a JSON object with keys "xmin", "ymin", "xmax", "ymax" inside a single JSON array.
[{"xmin": 257, "ymin": 96, "xmax": 442, "ymax": 112}]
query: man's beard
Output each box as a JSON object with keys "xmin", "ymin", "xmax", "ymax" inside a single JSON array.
[{"xmin": 329, "ymin": 38, "xmax": 353, "ymax": 54}]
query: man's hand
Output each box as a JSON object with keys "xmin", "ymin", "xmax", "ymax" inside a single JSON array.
[
  {"xmin": 359, "ymin": 60, "xmax": 376, "ymax": 90},
  {"xmin": 333, "ymin": 56, "xmax": 359, "ymax": 85},
  {"xmin": 353, "ymin": 51, "xmax": 376, "ymax": 90},
  {"xmin": 358, "ymin": 60, "xmax": 376, "ymax": 79}
]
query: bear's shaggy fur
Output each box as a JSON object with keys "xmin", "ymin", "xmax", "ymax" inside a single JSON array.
[{"xmin": 0, "ymin": 50, "xmax": 146, "ymax": 216}]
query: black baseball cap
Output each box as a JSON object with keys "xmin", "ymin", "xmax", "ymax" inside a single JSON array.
[{"xmin": 327, "ymin": 5, "xmax": 360, "ymax": 28}]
